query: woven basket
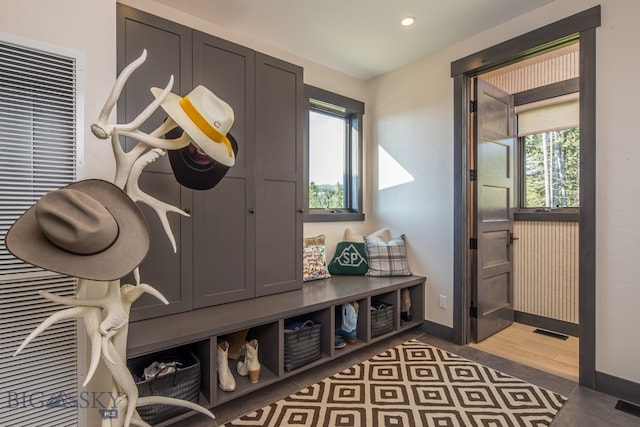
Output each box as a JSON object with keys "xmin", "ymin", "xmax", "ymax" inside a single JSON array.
[
  {"xmin": 284, "ymin": 320, "xmax": 322, "ymax": 372},
  {"xmin": 127, "ymin": 348, "xmax": 201, "ymax": 425},
  {"xmin": 370, "ymin": 302, "xmax": 394, "ymax": 338}
]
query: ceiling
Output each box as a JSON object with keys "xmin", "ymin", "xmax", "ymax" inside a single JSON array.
[{"xmin": 152, "ymin": 0, "xmax": 556, "ymax": 81}]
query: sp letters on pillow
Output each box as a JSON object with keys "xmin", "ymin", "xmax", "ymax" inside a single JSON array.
[{"xmin": 328, "ymin": 242, "xmax": 368, "ymax": 275}]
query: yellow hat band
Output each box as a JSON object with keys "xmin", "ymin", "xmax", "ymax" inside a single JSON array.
[{"xmin": 179, "ymin": 96, "xmax": 233, "ymax": 158}]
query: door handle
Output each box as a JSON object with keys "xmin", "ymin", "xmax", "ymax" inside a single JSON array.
[{"xmin": 509, "ymin": 232, "xmax": 519, "ymax": 244}]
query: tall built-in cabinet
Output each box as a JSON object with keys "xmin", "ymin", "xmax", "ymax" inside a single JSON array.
[{"xmin": 117, "ymin": 5, "xmax": 303, "ymax": 321}]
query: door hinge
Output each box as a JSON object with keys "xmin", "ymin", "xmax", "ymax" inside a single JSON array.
[
  {"xmin": 469, "ymin": 238, "xmax": 477, "ymax": 250},
  {"xmin": 470, "ymin": 100, "xmax": 477, "ymax": 113},
  {"xmin": 469, "ymin": 169, "xmax": 477, "ymax": 181},
  {"xmin": 470, "ymin": 306, "xmax": 478, "ymax": 318}
]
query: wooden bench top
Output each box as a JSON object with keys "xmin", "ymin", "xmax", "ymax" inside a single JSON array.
[{"xmin": 127, "ymin": 275, "xmax": 425, "ymax": 356}]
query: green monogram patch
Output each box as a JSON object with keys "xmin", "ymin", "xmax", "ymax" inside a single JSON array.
[{"xmin": 328, "ymin": 242, "xmax": 368, "ymax": 275}]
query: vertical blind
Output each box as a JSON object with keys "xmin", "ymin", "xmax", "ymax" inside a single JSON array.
[{"xmin": 0, "ymin": 39, "xmax": 79, "ymax": 426}]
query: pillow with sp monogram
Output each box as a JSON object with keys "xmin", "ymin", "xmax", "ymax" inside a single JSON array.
[{"xmin": 328, "ymin": 241, "xmax": 368, "ymax": 275}]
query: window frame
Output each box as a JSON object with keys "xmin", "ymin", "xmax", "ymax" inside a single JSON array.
[
  {"xmin": 303, "ymin": 85, "xmax": 365, "ymax": 222},
  {"xmin": 514, "ymin": 78, "xmax": 580, "ymax": 222}
]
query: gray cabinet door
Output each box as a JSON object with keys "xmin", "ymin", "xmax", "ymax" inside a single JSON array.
[
  {"xmin": 117, "ymin": 5, "xmax": 194, "ymax": 320},
  {"xmin": 254, "ymin": 53, "xmax": 303, "ymax": 296},
  {"xmin": 192, "ymin": 32, "xmax": 256, "ymax": 307}
]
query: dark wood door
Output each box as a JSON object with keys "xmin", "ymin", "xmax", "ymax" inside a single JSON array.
[
  {"xmin": 473, "ymin": 77, "xmax": 516, "ymax": 342},
  {"xmin": 191, "ymin": 32, "xmax": 256, "ymax": 307},
  {"xmin": 254, "ymin": 53, "xmax": 303, "ymax": 296},
  {"xmin": 117, "ymin": 5, "xmax": 194, "ymax": 320}
]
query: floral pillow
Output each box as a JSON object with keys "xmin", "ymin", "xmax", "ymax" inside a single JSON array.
[{"xmin": 303, "ymin": 235, "xmax": 331, "ymax": 281}]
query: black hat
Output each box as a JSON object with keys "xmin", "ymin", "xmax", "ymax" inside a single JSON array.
[{"xmin": 168, "ymin": 130, "xmax": 239, "ymax": 191}]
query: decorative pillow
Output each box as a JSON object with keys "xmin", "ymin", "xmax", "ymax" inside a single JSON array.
[
  {"xmin": 364, "ymin": 234, "xmax": 412, "ymax": 277},
  {"xmin": 303, "ymin": 235, "xmax": 331, "ymax": 281},
  {"xmin": 344, "ymin": 227, "xmax": 391, "ymax": 243},
  {"xmin": 328, "ymin": 241, "xmax": 368, "ymax": 275}
]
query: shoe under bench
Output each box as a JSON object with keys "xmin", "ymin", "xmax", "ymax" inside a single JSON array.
[{"xmin": 126, "ymin": 274, "xmax": 426, "ymax": 423}]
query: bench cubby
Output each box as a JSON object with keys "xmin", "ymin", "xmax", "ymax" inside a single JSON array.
[{"xmin": 127, "ymin": 275, "xmax": 425, "ymax": 425}]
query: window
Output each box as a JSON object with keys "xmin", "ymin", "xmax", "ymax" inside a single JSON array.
[
  {"xmin": 0, "ymin": 37, "xmax": 82, "ymax": 426},
  {"xmin": 304, "ymin": 85, "xmax": 364, "ymax": 222},
  {"xmin": 522, "ymin": 128, "xmax": 579, "ymax": 208},
  {"xmin": 515, "ymin": 86, "xmax": 579, "ymax": 215}
]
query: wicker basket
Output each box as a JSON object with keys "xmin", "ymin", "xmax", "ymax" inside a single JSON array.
[
  {"xmin": 284, "ymin": 320, "xmax": 322, "ymax": 372},
  {"xmin": 370, "ymin": 302, "xmax": 394, "ymax": 338},
  {"xmin": 127, "ymin": 348, "xmax": 201, "ymax": 425}
]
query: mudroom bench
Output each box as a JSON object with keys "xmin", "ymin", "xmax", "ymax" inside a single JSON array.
[{"xmin": 126, "ymin": 274, "xmax": 425, "ymax": 421}]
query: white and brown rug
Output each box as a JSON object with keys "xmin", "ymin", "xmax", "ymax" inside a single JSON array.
[{"xmin": 224, "ymin": 339, "xmax": 567, "ymax": 427}]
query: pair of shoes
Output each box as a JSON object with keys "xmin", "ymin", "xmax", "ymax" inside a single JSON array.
[
  {"xmin": 335, "ymin": 336, "xmax": 346, "ymax": 349},
  {"xmin": 335, "ymin": 327, "xmax": 357, "ymax": 344},
  {"xmin": 237, "ymin": 339, "xmax": 260, "ymax": 383},
  {"xmin": 335, "ymin": 302, "xmax": 358, "ymax": 344},
  {"xmin": 400, "ymin": 289, "xmax": 412, "ymax": 323},
  {"xmin": 217, "ymin": 341, "xmax": 236, "ymax": 392}
]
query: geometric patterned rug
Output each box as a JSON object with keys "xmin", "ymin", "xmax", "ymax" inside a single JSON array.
[{"xmin": 224, "ymin": 339, "xmax": 567, "ymax": 427}]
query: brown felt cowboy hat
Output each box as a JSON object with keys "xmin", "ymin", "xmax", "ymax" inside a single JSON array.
[{"xmin": 6, "ymin": 179, "xmax": 150, "ymax": 281}]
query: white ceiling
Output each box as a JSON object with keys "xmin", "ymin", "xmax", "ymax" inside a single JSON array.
[{"xmin": 152, "ymin": 0, "xmax": 556, "ymax": 80}]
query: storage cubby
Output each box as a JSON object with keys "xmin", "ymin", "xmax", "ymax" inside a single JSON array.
[
  {"xmin": 126, "ymin": 339, "xmax": 212, "ymax": 425},
  {"xmin": 334, "ymin": 297, "xmax": 368, "ymax": 356},
  {"xmin": 370, "ymin": 291, "xmax": 398, "ymax": 340},
  {"xmin": 399, "ymin": 284, "xmax": 425, "ymax": 331},
  {"xmin": 213, "ymin": 321, "xmax": 280, "ymax": 405},
  {"xmin": 283, "ymin": 308, "xmax": 331, "ymax": 375}
]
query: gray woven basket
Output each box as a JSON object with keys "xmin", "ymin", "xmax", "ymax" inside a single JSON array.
[
  {"xmin": 370, "ymin": 302, "xmax": 394, "ymax": 338},
  {"xmin": 284, "ymin": 320, "xmax": 322, "ymax": 372},
  {"xmin": 127, "ymin": 348, "xmax": 201, "ymax": 424}
]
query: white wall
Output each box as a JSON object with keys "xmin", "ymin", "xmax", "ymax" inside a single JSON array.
[{"xmin": 367, "ymin": 0, "xmax": 640, "ymax": 383}]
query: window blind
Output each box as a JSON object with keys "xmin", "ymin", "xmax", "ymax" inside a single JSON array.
[
  {"xmin": 0, "ymin": 39, "xmax": 79, "ymax": 427},
  {"xmin": 515, "ymin": 93, "xmax": 579, "ymax": 136}
]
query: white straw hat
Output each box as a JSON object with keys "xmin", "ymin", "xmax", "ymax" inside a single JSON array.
[{"xmin": 151, "ymin": 86, "xmax": 236, "ymax": 167}]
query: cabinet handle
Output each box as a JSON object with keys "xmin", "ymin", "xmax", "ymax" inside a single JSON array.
[
  {"xmin": 249, "ymin": 208, "xmax": 256, "ymax": 214},
  {"xmin": 183, "ymin": 208, "xmax": 191, "ymax": 214},
  {"xmin": 298, "ymin": 208, "xmax": 304, "ymax": 213}
]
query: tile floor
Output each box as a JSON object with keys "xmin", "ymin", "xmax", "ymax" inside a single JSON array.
[{"xmin": 172, "ymin": 328, "xmax": 640, "ymax": 427}]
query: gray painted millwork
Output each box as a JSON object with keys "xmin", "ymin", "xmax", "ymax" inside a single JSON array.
[{"xmin": 117, "ymin": 5, "xmax": 303, "ymax": 320}]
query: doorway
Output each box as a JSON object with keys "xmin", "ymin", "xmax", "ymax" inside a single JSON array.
[
  {"xmin": 451, "ymin": 6, "xmax": 600, "ymax": 388},
  {"xmin": 467, "ymin": 44, "xmax": 581, "ymax": 380}
]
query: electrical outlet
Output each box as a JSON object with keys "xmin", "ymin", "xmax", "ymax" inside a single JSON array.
[{"xmin": 439, "ymin": 295, "xmax": 447, "ymax": 309}]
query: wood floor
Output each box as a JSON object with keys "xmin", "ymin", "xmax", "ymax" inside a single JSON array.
[{"xmin": 469, "ymin": 322, "xmax": 579, "ymax": 381}]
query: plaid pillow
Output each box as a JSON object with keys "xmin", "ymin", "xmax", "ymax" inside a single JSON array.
[{"xmin": 364, "ymin": 234, "xmax": 411, "ymax": 277}]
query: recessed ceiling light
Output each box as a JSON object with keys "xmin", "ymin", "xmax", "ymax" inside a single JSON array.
[{"xmin": 401, "ymin": 16, "xmax": 416, "ymax": 27}]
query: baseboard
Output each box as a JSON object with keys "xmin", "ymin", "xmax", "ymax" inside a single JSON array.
[
  {"xmin": 418, "ymin": 320, "xmax": 454, "ymax": 342},
  {"xmin": 596, "ymin": 371, "xmax": 640, "ymax": 406},
  {"xmin": 514, "ymin": 311, "xmax": 579, "ymax": 337}
]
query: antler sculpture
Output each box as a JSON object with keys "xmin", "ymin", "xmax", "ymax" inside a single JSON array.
[
  {"xmin": 12, "ymin": 51, "xmax": 221, "ymax": 426},
  {"xmin": 92, "ymin": 49, "xmax": 191, "ymax": 252}
]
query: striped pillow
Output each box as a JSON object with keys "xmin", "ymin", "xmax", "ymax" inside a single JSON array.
[{"xmin": 364, "ymin": 234, "xmax": 411, "ymax": 277}]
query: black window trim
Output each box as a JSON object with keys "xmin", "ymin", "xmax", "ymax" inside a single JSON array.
[
  {"xmin": 515, "ymin": 77, "xmax": 580, "ymax": 222},
  {"xmin": 303, "ymin": 85, "xmax": 365, "ymax": 222}
]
